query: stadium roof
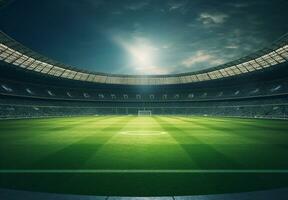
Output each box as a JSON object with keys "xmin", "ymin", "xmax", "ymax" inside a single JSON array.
[{"xmin": 0, "ymin": 31, "xmax": 288, "ymax": 85}]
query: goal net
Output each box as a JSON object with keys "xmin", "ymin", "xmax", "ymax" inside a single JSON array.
[{"xmin": 138, "ymin": 110, "xmax": 152, "ymax": 116}]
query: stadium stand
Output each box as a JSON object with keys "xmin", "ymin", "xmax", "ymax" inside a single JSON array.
[{"xmin": 0, "ymin": 31, "xmax": 288, "ymax": 119}]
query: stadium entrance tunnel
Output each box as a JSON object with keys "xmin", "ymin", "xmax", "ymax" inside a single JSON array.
[{"xmin": 118, "ymin": 130, "xmax": 167, "ymax": 135}]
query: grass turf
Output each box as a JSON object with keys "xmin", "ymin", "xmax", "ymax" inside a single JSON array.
[{"xmin": 0, "ymin": 115, "xmax": 288, "ymax": 196}]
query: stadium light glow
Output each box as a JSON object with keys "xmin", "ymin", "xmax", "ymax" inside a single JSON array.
[
  {"xmin": 129, "ymin": 44, "xmax": 154, "ymax": 68},
  {"xmin": 113, "ymin": 36, "xmax": 164, "ymax": 74}
]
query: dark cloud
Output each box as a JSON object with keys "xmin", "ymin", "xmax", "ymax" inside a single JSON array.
[{"xmin": 124, "ymin": 0, "xmax": 150, "ymax": 11}]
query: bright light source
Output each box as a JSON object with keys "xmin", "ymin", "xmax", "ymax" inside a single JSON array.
[
  {"xmin": 128, "ymin": 44, "xmax": 155, "ymax": 68},
  {"xmin": 130, "ymin": 46, "xmax": 152, "ymax": 66},
  {"xmin": 113, "ymin": 36, "xmax": 167, "ymax": 74}
]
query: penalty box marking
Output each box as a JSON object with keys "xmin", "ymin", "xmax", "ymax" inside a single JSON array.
[
  {"xmin": 1, "ymin": 169, "xmax": 288, "ymax": 173},
  {"xmin": 118, "ymin": 131, "xmax": 167, "ymax": 135}
]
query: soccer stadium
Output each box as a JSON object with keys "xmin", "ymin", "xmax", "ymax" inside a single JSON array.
[{"xmin": 0, "ymin": 0, "xmax": 288, "ymax": 199}]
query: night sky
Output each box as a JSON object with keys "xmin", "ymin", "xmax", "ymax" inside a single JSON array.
[{"xmin": 0, "ymin": 0, "xmax": 288, "ymax": 75}]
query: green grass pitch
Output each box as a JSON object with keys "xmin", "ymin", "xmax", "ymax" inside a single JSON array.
[{"xmin": 0, "ymin": 115, "xmax": 288, "ymax": 196}]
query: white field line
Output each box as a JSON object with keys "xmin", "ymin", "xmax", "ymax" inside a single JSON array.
[
  {"xmin": 1, "ymin": 169, "xmax": 288, "ymax": 173},
  {"xmin": 118, "ymin": 131, "xmax": 167, "ymax": 135}
]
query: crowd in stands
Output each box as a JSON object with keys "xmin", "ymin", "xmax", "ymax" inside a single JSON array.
[
  {"xmin": 0, "ymin": 71, "xmax": 288, "ymax": 119},
  {"xmin": 0, "ymin": 77, "xmax": 287, "ymax": 102},
  {"xmin": 0, "ymin": 96, "xmax": 287, "ymax": 119}
]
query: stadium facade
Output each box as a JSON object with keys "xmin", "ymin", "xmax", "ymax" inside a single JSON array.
[{"xmin": 0, "ymin": 31, "xmax": 288, "ymax": 118}]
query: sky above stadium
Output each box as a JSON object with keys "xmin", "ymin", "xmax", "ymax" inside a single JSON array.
[{"xmin": 0, "ymin": 0, "xmax": 288, "ymax": 75}]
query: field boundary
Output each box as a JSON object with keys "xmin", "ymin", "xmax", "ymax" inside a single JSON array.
[{"xmin": 1, "ymin": 169, "xmax": 288, "ymax": 173}]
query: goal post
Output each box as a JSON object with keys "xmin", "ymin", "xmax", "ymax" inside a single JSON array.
[{"xmin": 138, "ymin": 110, "xmax": 152, "ymax": 116}]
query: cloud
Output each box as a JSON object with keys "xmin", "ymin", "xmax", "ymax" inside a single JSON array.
[
  {"xmin": 168, "ymin": 1, "xmax": 186, "ymax": 11},
  {"xmin": 225, "ymin": 45, "xmax": 239, "ymax": 49},
  {"xmin": 227, "ymin": 2, "xmax": 251, "ymax": 8},
  {"xmin": 166, "ymin": 1, "xmax": 189, "ymax": 14},
  {"xmin": 125, "ymin": 1, "xmax": 150, "ymax": 11},
  {"xmin": 181, "ymin": 51, "xmax": 224, "ymax": 68},
  {"xmin": 162, "ymin": 44, "xmax": 171, "ymax": 49},
  {"xmin": 198, "ymin": 12, "xmax": 229, "ymax": 25}
]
